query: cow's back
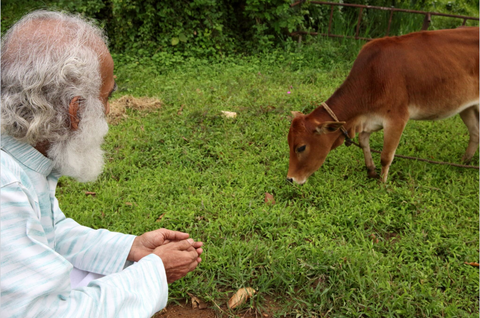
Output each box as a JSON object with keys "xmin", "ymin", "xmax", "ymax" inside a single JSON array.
[{"xmin": 341, "ymin": 27, "xmax": 479, "ymax": 119}]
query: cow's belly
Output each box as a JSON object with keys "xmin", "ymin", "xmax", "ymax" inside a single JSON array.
[{"xmin": 408, "ymin": 99, "xmax": 479, "ymax": 121}]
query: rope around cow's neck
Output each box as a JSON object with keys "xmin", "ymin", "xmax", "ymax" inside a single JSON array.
[
  {"xmin": 320, "ymin": 102, "xmax": 479, "ymax": 169},
  {"xmin": 321, "ymin": 102, "xmax": 353, "ymax": 146}
]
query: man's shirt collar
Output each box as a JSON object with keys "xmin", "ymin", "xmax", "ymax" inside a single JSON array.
[{"xmin": 1, "ymin": 135, "xmax": 54, "ymax": 177}]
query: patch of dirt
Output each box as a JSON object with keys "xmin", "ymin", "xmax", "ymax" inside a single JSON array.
[
  {"xmin": 152, "ymin": 302, "xmax": 217, "ymax": 318},
  {"xmin": 108, "ymin": 95, "xmax": 162, "ymax": 124},
  {"xmin": 151, "ymin": 296, "xmax": 281, "ymax": 318}
]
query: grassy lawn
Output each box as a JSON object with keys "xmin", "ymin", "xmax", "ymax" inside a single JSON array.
[{"xmin": 55, "ymin": 40, "xmax": 479, "ymax": 317}]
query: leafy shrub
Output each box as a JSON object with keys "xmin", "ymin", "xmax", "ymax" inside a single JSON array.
[
  {"xmin": 3, "ymin": 0, "xmax": 479, "ymax": 59},
  {"xmin": 53, "ymin": 0, "xmax": 303, "ymax": 57}
]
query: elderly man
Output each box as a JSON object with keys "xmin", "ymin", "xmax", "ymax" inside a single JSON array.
[{"xmin": 1, "ymin": 10, "xmax": 203, "ymax": 317}]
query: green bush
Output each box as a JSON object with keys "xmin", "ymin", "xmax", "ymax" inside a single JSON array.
[
  {"xmin": 53, "ymin": 0, "xmax": 303, "ymax": 57},
  {"xmin": 2, "ymin": 0, "xmax": 478, "ymax": 58}
]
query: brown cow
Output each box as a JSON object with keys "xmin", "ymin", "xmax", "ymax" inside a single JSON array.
[{"xmin": 287, "ymin": 27, "xmax": 479, "ymax": 184}]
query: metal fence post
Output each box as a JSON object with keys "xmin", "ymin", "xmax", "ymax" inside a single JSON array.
[
  {"xmin": 355, "ymin": 7, "xmax": 364, "ymax": 39},
  {"xmin": 421, "ymin": 13, "xmax": 431, "ymax": 30}
]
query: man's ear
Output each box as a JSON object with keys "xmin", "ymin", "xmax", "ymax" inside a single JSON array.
[
  {"xmin": 315, "ymin": 121, "xmax": 346, "ymax": 134},
  {"xmin": 68, "ymin": 96, "xmax": 81, "ymax": 130}
]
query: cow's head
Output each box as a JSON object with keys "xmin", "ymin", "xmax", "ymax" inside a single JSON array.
[{"xmin": 287, "ymin": 111, "xmax": 346, "ymax": 184}]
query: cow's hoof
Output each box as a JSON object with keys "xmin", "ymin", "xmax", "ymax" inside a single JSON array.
[
  {"xmin": 367, "ymin": 169, "xmax": 380, "ymax": 179},
  {"xmin": 461, "ymin": 155, "xmax": 472, "ymax": 165}
]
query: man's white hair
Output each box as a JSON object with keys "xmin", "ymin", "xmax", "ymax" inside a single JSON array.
[{"xmin": 1, "ymin": 10, "xmax": 108, "ymax": 145}]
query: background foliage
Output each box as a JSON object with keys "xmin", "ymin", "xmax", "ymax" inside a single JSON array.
[{"xmin": 2, "ymin": 0, "xmax": 478, "ymax": 59}]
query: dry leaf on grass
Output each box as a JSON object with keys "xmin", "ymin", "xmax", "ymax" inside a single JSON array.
[
  {"xmin": 187, "ymin": 293, "xmax": 208, "ymax": 309},
  {"xmin": 177, "ymin": 104, "xmax": 185, "ymax": 115},
  {"xmin": 228, "ymin": 287, "xmax": 256, "ymax": 309},
  {"xmin": 464, "ymin": 262, "xmax": 479, "ymax": 267},
  {"xmin": 85, "ymin": 191, "xmax": 96, "ymax": 196},
  {"xmin": 156, "ymin": 308, "xmax": 168, "ymax": 316},
  {"xmin": 221, "ymin": 111, "xmax": 237, "ymax": 118},
  {"xmin": 264, "ymin": 193, "xmax": 275, "ymax": 205},
  {"xmin": 108, "ymin": 95, "xmax": 163, "ymax": 124},
  {"xmin": 156, "ymin": 213, "xmax": 166, "ymax": 222}
]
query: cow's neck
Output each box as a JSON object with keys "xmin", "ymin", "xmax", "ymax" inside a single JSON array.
[
  {"xmin": 310, "ymin": 83, "xmax": 366, "ymax": 146},
  {"xmin": 314, "ymin": 84, "xmax": 362, "ymax": 126}
]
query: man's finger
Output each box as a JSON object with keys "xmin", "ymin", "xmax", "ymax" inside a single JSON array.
[
  {"xmin": 188, "ymin": 246, "xmax": 200, "ymax": 259},
  {"xmin": 150, "ymin": 229, "xmax": 189, "ymax": 247},
  {"xmin": 170, "ymin": 239, "xmax": 196, "ymax": 251},
  {"xmin": 160, "ymin": 229, "xmax": 190, "ymax": 242},
  {"xmin": 188, "ymin": 260, "xmax": 199, "ymax": 272},
  {"xmin": 192, "ymin": 241, "xmax": 203, "ymax": 248}
]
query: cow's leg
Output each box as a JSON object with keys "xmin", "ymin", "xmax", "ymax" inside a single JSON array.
[
  {"xmin": 459, "ymin": 105, "xmax": 479, "ymax": 164},
  {"xmin": 380, "ymin": 120, "xmax": 407, "ymax": 182},
  {"xmin": 358, "ymin": 131, "xmax": 378, "ymax": 178}
]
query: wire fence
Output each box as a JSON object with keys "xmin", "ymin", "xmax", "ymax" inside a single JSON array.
[{"xmin": 290, "ymin": 1, "xmax": 479, "ymax": 42}]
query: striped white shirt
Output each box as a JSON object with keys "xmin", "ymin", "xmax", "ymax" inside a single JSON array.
[{"xmin": 1, "ymin": 135, "xmax": 168, "ymax": 317}]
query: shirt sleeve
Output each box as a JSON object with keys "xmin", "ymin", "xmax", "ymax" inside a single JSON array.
[
  {"xmin": 52, "ymin": 195, "xmax": 136, "ymax": 275},
  {"xmin": 1, "ymin": 183, "xmax": 168, "ymax": 318},
  {"xmin": 53, "ymin": 254, "xmax": 168, "ymax": 318}
]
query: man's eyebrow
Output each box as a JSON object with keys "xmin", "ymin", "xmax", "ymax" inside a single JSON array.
[{"xmin": 108, "ymin": 81, "xmax": 117, "ymax": 98}]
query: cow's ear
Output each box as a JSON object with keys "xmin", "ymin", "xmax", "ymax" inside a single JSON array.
[
  {"xmin": 315, "ymin": 121, "xmax": 346, "ymax": 134},
  {"xmin": 290, "ymin": 111, "xmax": 304, "ymax": 118}
]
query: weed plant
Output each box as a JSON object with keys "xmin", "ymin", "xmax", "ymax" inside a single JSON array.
[{"xmin": 56, "ymin": 38, "xmax": 479, "ymax": 317}]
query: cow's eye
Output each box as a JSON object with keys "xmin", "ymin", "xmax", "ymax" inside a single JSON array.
[{"xmin": 297, "ymin": 145, "xmax": 306, "ymax": 153}]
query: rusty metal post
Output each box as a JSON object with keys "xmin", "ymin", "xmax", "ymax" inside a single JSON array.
[
  {"xmin": 355, "ymin": 7, "xmax": 364, "ymax": 39},
  {"xmin": 328, "ymin": 5, "xmax": 334, "ymax": 35},
  {"xmin": 421, "ymin": 13, "xmax": 431, "ymax": 30},
  {"xmin": 386, "ymin": 10, "xmax": 394, "ymax": 36}
]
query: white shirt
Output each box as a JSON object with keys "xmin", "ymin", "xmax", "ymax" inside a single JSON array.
[{"xmin": 1, "ymin": 135, "xmax": 168, "ymax": 317}]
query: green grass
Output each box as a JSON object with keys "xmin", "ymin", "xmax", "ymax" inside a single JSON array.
[{"xmin": 55, "ymin": 39, "xmax": 479, "ymax": 317}]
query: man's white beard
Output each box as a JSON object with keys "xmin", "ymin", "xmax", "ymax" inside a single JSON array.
[{"xmin": 48, "ymin": 97, "xmax": 109, "ymax": 182}]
